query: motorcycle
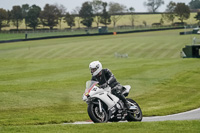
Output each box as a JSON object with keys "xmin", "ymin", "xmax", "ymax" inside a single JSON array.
[{"xmin": 82, "ymin": 80, "xmax": 142, "ymax": 123}]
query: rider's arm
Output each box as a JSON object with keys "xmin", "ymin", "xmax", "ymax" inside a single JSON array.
[
  {"xmin": 105, "ymin": 69, "xmax": 117, "ymax": 85},
  {"xmin": 91, "ymin": 76, "xmax": 97, "ymax": 81}
]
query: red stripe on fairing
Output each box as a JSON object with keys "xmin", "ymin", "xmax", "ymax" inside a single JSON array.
[
  {"xmin": 85, "ymin": 82, "xmax": 98, "ymax": 96},
  {"xmin": 88, "ymin": 83, "xmax": 97, "ymax": 93}
]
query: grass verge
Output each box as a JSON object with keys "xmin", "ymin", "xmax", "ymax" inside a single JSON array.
[
  {"xmin": 0, "ymin": 29, "xmax": 199, "ymax": 127},
  {"xmin": 0, "ymin": 120, "xmax": 200, "ymax": 133}
]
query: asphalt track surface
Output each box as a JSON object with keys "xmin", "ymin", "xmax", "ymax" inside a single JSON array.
[
  {"xmin": 143, "ymin": 108, "xmax": 200, "ymax": 122},
  {"xmin": 65, "ymin": 108, "xmax": 200, "ymax": 124}
]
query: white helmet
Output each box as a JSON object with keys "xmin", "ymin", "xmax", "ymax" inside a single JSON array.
[{"xmin": 89, "ymin": 61, "xmax": 102, "ymax": 76}]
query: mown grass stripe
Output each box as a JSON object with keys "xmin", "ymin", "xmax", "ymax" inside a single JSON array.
[
  {"xmin": 25, "ymin": 43, "xmax": 71, "ymax": 59},
  {"xmin": 149, "ymin": 42, "xmax": 172, "ymax": 58},
  {"xmin": 60, "ymin": 42, "xmax": 90, "ymax": 58},
  {"xmin": 143, "ymin": 43, "xmax": 164, "ymax": 58},
  {"xmin": 13, "ymin": 46, "xmax": 43, "ymax": 59},
  {"xmin": 156, "ymin": 43, "xmax": 174, "ymax": 59},
  {"xmin": 52, "ymin": 42, "xmax": 85, "ymax": 58},
  {"xmin": 37, "ymin": 46, "xmax": 65, "ymax": 59},
  {"xmin": 47, "ymin": 47, "xmax": 69, "ymax": 59},
  {"xmin": 97, "ymin": 43, "xmax": 122, "ymax": 57},
  {"xmin": 135, "ymin": 42, "xmax": 159, "ymax": 58},
  {"xmin": 25, "ymin": 47, "xmax": 54, "ymax": 59},
  {"xmin": 171, "ymin": 43, "xmax": 185, "ymax": 58},
  {"xmin": 164, "ymin": 42, "xmax": 183, "ymax": 58}
]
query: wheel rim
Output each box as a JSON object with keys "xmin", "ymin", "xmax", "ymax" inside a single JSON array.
[
  {"xmin": 127, "ymin": 98, "xmax": 142, "ymax": 121},
  {"xmin": 93, "ymin": 106, "xmax": 106, "ymax": 122},
  {"xmin": 129, "ymin": 105, "xmax": 142, "ymax": 119}
]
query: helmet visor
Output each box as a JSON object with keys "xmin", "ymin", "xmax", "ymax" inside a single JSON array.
[{"xmin": 90, "ymin": 68, "xmax": 97, "ymax": 74}]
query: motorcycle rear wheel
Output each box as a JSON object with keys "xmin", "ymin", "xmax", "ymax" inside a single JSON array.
[
  {"xmin": 88, "ymin": 103, "xmax": 108, "ymax": 123},
  {"xmin": 126, "ymin": 98, "xmax": 143, "ymax": 121}
]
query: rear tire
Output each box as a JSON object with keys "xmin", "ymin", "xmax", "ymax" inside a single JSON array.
[
  {"xmin": 126, "ymin": 98, "xmax": 142, "ymax": 121},
  {"xmin": 87, "ymin": 103, "xmax": 108, "ymax": 123}
]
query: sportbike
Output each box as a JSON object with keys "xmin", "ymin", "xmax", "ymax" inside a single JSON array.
[{"xmin": 82, "ymin": 80, "xmax": 142, "ymax": 123}]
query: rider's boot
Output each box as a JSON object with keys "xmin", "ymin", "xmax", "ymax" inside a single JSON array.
[{"xmin": 118, "ymin": 93, "xmax": 130, "ymax": 110}]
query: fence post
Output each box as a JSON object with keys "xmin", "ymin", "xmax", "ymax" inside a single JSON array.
[{"xmin": 25, "ymin": 33, "xmax": 28, "ymax": 39}]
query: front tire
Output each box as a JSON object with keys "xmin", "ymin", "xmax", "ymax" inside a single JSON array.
[
  {"xmin": 126, "ymin": 98, "xmax": 142, "ymax": 121},
  {"xmin": 87, "ymin": 103, "xmax": 108, "ymax": 123}
]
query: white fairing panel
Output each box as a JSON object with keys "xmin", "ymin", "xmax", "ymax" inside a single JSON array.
[
  {"xmin": 107, "ymin": 92, "xmax": 119, "ymax": 103},
  {"xmin": 84, "ymin": 81, "xmax": 123, "ymax": 109},
  {"xmin": 93, "ymin": 92, "xmax": 119, "ymax": 109},
  {"xmin": 89, "ymin": 86, "xmax": 104, "ymax": 96}
]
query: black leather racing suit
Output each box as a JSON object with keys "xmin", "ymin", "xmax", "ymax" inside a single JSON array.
[{"xmin": 91, "ymin": 69, "xmax": 129, "ymax": 108}]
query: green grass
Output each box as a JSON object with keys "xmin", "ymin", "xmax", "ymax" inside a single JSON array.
[
  {"xmin": 1, "ymin": 120, "xmax": 200, "ymax": 133},
  {"xmin": 0, "ymin": 29, "xmax": 200, "ymax": 131},
  {"xmin": 0, "ymin": 32, "xmax": 25, "ymax": 41}
]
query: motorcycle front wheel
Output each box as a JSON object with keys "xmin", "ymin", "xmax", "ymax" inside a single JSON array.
[
  {"xmin": 87, "ymin": 103, "xmax": 108, "ymax": 123},
  {"xmin": 126, "ymin": 98, "xmax": 143, "ymax": 121}
]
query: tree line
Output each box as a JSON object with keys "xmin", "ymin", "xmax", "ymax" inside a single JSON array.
[{"xmin": 1, "ymin": 0, "xmax": 200, "ymax": 31}]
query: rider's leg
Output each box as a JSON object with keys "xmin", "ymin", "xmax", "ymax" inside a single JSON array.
[{"xmin": 112, "ymin": 85, "xmax": 130, "ymax": 109}]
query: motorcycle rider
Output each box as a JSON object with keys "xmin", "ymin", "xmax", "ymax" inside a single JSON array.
[{"xmin": 89, "ymin": 61, "xmax": 130, "ymax": 109}]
